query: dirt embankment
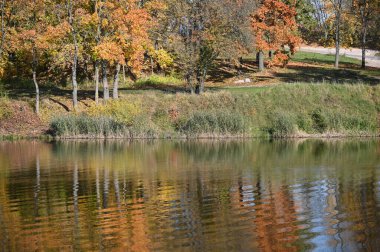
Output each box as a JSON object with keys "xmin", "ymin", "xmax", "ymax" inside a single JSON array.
[{"xmin": 0, "ymin": 100, "xmax": 48, "ymax": 137}]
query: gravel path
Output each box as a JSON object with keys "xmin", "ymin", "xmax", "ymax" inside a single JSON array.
[{"xmin": 299, "ymin": 46, "xmax": 380, "ymax": 68}]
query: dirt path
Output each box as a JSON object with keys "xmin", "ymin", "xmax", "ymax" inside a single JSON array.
[{"xmin": 299, "ymin": 46, "xmax": 380, "ymax": 68}]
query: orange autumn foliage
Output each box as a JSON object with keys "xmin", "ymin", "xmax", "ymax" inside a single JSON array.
[
  {"xmin": 251, "ymin": 0, "xmax": 302, "ymax": 67},
  {"xmin": 94, "ymin": 0, "xmax": 152, "ymax": 75}
]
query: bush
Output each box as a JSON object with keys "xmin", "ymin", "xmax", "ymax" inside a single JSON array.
[
  {"xmin": 311, "ymin": 109, "xmax": 327, "ymax": 133},
  {"xmin": 0, "ymin": 98, "xmax": 12, "ymax": 120},
  {"xmin": 267, "ymin": 111, "xmax": 297, "ymax": 137}
]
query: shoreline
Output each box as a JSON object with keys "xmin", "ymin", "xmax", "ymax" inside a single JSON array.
[{"xmin": 1, "ymin": 133, "xmax": 379, "ymax": 141}]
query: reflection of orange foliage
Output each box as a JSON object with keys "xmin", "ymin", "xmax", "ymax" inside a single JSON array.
[{"xmin": 252, "ymin": 186, "xmax": 301, "ymax": 252}]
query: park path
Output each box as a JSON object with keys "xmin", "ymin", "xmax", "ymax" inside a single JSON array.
[{"xmin": 299, "ymin": 46, "xmax": 380, "ymax": 68}]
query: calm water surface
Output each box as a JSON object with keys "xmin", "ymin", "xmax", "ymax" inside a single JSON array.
[{"xmin": 0, "ymin": 139, "xmax": 380, "ymax": 251}]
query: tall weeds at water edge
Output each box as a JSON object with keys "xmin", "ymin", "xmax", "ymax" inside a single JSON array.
[
  {"xmin": 177, "ymin": 110, "xmax": 246, "ymax": 136},
  {"xmin": 50, "ymin": 115, "xmax": 128, "ymax": 138}
]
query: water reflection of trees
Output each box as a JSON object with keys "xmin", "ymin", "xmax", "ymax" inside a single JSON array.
[{"xmin": 0, "ymin": 139, "xmax": 379, "ymax": 251}]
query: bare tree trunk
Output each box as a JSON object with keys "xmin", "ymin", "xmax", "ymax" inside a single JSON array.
[
  {"xmin": 360, "ymin": 0, "xmax": 368, "ymax": 69},
  {"xmin": 333, "ymin": 0, "xmax": 342, "ymax": 69},
  {"xmin": 122, "ymin": 64, "xmax": 126, "ymax": 84},
  {"xmin": 68, "ymin": 0, "xmax": 78, "ymax": 109},
  {"xmin": 258, "ymin": 50, "xmax": 264, "ymax": 71},
  {"xmin": 334, "ymin": 18, "xmax": 340, "ymax": 68},
  {"xmin": 113, "ymin": 63, "xmax": 120, "ymax": 99},
  {"xmin": 0, "ymin": 0, "xmax": 6, "ymax": 57},
  {"xmin": 94, "ymin": 61, "xmax": 99, "ymax": 103},
  {"xmin": 32, "ymin": 48, "xmax": 39, "ymax": 115},
  {"xmin": 197, "ymin": 68, "xmax": 206, "ymax": 94},
  {"xmin": 102, "ymin": 61, "xmax": 109, "ymax": 100},
  {"xmin": 361, "ymin": 29, "xmax": 367, "ymax": 69},
  {"xmin": 150, "ymin": 56, "xmax": 154, "ymax": 75},
  {"xmin": 33, "ymin": 70, "xmax": 40, "ymax": 115},
  {"xmin": 72, "ymin": 44, "xmax": 78, "ymax": 108}
]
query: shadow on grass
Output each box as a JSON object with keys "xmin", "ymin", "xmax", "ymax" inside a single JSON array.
[{"xmin": 274, "ymin": 65, "xmax": 380, "ymax": 85}]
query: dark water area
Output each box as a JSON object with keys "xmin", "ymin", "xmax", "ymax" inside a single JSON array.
[{"xmin": 0, "ymin": 139, "xmax": 380, "ymax": 251}]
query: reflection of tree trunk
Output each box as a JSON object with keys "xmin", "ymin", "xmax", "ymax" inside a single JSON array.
[
  {"xmin": 96, "ymin": 165, "xmax": 101, "ymax": 209},
  {"xmin": 34, "ymin": 155, "xmax": 40, "ymax": 218},
  {"xmin": 103, "ymin": 167, "xmax": 109, "ymax": 208},
  {"xmin": 73, "ymin": 162, "xmax": 80, "ymax": 250},
  {"xmin": 114, "ymin": 170, "xmax": 121, "ymax": 208}
]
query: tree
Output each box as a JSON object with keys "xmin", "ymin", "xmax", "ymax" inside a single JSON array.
[
  {"xmin": 163, "ymin": 0, "xmax": 255, "ymax": 94},
  {"xmin": 352, "ymin": 0, "xmax": 379, "ymax": 68},
  {"xmin": 11, "ymin": 0, "xmax": 52, "ymax": 114},
  {"xmin": 251, "ymin": 0, "xmax": 302, "ymax": 70},
  {"xmin": 93, "ymin": 0, "xmax": 152, "ymax": 100}
]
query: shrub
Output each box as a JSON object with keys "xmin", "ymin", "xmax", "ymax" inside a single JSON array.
[
  {"xmin": 267, "ymin": 111, "xmax": 297, "ymax": 137},
  {"xmin": 0, "ymin": 98, "xmax": 12, "ymax": 120},
  {"xmin": 311, "ymin": 109, "xmax": 327, "ymax": 133}
]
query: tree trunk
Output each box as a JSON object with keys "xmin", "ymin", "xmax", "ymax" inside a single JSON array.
[
  {"xmin": 360, "ymin": 2, "xmax": 368, "ymax": 69},
  {"xmin": 72, "ymin": 45, "xmax": 78, "ymax": 109},
  {"xmin": 186, "ymin": 74, "xmax": 194, "ymax": 94},
  {"xmin": 0, "ymin": 0, "xmax": 6, "ymax": 57},
  {"xmin": 94, "ymin": 61, "xmax": 99, "ymax": 104},
  {"xmin": 197, "ymin": 68, "xmax": 206, "ymax": 94},
  {"xmin": 33, "ymin": 70, "xmax": 39, "ymax": 115},
  {"xmin": 258, "ymin": 50, "xmax": 264, "ymax": 71},
  {"xmin": 113, "ymin": 63, "xmax": 120, "ymax": 99},
  {"xmin": 361, "ymin": 33, "xmax": 366, "ymax": 69},
  {"xmin": 68, "ymin": 0, "xmax": 78, "ymax": 109},
  {"xmin": 122, "ymin": 64, "xmax": 126, "ymax": 84},
  {"xmin": 102, "ymin": 61, "xmax": 109, "ymax": 100},
  {"xmin": 150, "ymin": 56, "xmax": 154, "ymax": 75},
  {"xmin": 32, "ymin": 48, "xmax": 39, "ymax": 115},
  {"xmin": 334, "ymin": 7, "xmax": 341, "ymax": 68}
]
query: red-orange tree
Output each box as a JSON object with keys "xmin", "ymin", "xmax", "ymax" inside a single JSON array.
[
  {"xmin": 251, "ymin": 0, "xmax": 302, "ymax": 69},
  {"xmin": 93, "ymin": 0, "xmax": 152, "ymax": 100}
]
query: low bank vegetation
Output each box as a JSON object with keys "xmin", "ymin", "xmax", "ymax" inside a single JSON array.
[{"xmin": 47, "ymin": 83, "xmax": 379, "ymax": 138}]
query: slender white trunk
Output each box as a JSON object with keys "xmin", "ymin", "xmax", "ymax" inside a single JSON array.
[
  {"xmin": 95, "ymin": 62, "xmax": 99, "ymax": 103},
  {"xmin": 113, "ymin": 63, "xmax": 120, "ymax": 99}
]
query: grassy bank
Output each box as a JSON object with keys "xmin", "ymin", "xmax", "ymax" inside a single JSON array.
[{"xmin": 47, "ymin": 83, "xmax": 379, "ymax": 139}]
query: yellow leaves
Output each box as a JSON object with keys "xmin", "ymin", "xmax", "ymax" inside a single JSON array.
[{"xmin": 151, "ymin": 49, "xmax": 174, "ymax": 69}]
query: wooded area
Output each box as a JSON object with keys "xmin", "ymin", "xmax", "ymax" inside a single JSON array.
[{"xmin": 0, "ymin": 0, "xmax": 379, "ymax": 115}]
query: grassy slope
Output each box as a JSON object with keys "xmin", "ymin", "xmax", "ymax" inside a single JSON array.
[{"xmin": 48, "ymin": 84, "xmax": 380, "ymax": 138}]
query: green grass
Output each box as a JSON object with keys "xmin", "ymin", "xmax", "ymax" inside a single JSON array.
[
  {"xmin": 292, "ymin": 51, "xmax": 361, "ymax": 66},
  {"xmin": 49, "ymin": 83, "xmax": 380, "ymax": 138}
]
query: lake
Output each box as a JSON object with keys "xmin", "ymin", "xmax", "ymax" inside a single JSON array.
[{"xmin": 0, "ymin": 139, "xmax": 379, "ymax": 251}]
